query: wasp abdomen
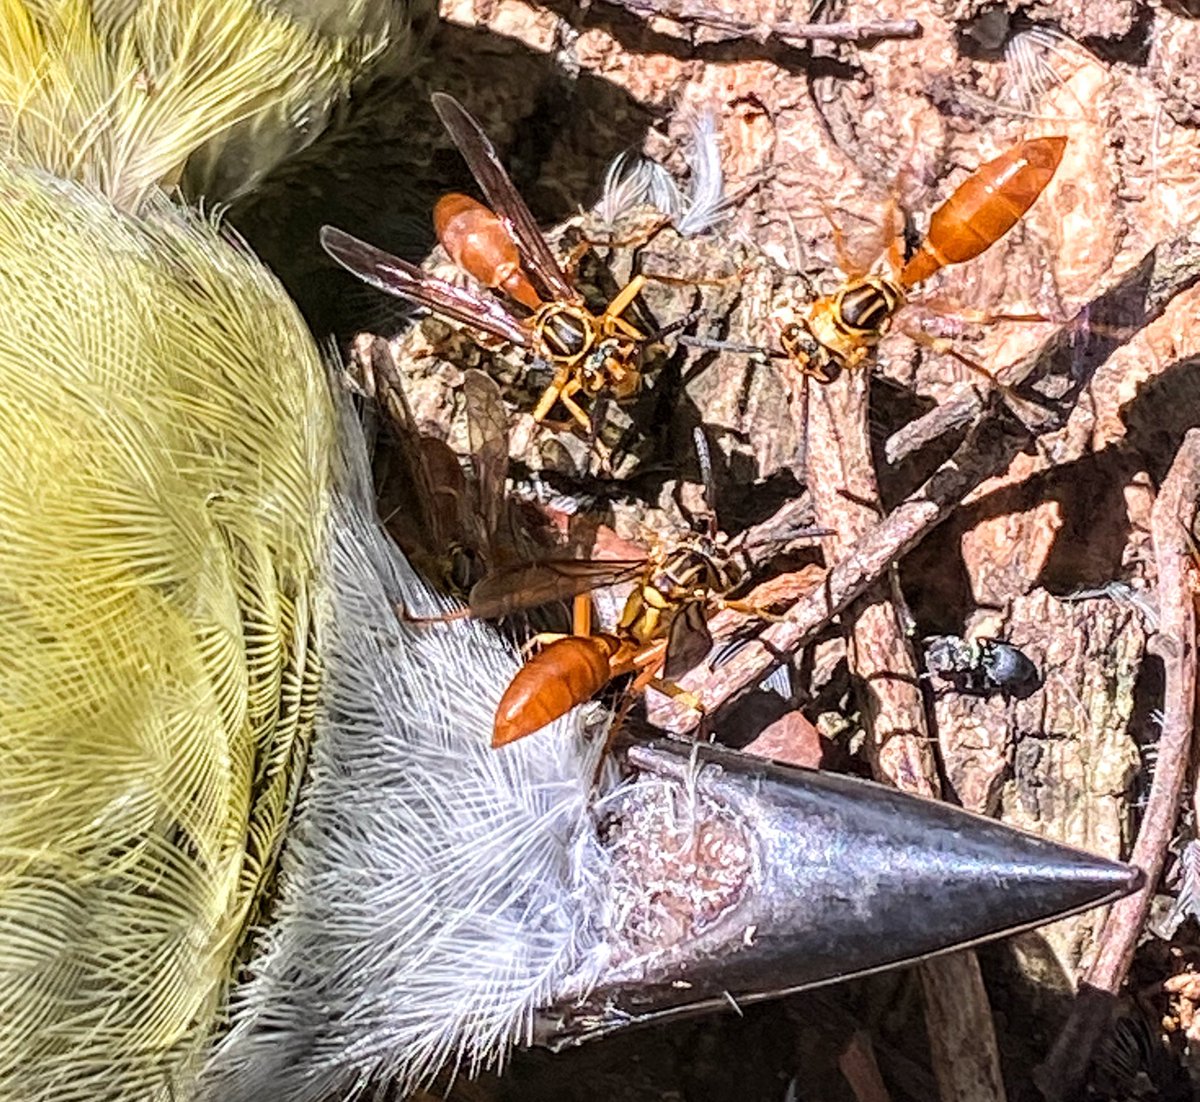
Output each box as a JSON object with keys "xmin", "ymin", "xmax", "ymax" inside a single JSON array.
[
  {"xmin": 433, "ymin": 193, "xmax": 542, "ymax": 311},
  {"xmin": 493, "ymin": 634, "xmax": 622, "ymax": 747},
  {"xmin": 900, "ymin": 136, "xmax": 1067, "ymax": 287}
]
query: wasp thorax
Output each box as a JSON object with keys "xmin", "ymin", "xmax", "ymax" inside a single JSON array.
[
  {"xmin": 652, "ymin": 544, "xmax": 737, "ymax": 599},
  {"xmin": 445, "ymin": 542, "xmax": 486, "ymax": 595},
  {"xmin": 836, "ymin": 279, "xmax": 902, "ymax": 336},
  {"xmin": 532, "ymin": 303, "xmax": 595, "ymax": 362}
]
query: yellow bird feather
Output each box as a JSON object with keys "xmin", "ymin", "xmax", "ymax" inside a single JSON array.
[
  {"xmin": 0, "ymin": 157, "xmax": 335, "ymax": 1100},
  {"xmin": 0, "ymin": 0, "xmax": 415, "ymax": 209},
  {"xmin": 0, "ymin": 0, "xmax": 396, "ymax": 1094}
]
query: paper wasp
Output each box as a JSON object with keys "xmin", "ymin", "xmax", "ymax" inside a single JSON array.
[
  {"xmin": 352, "ymin": 335, "xmax": 515, "ymax": 600},
  {"xmin": 321, "ymin": 93, "xmax": 662, "ymax": 432},
  {"xmin": 778, "ymin": 136, "xmax": 1068, "ymax": 381},
  {"xmin": 488, "ymin": 531, "xmax": 751, "ymax": 747},
  {"xmin": 487, "ymin": 432, "xmax": 821, "ymax": 747}
]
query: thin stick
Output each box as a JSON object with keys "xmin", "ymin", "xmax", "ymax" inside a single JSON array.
[
  {"xmin": 802, "ymin": 358, "xmax": 1005, "ymax": 1102},
  {"xmin": 920, "ymin": 954, "xmax": 1008, "ymax": 1102},
  {"xmin": 607, "ymin": 1, "xmax": 922, "ymax": 44},
  {"xmin": 1033, "ymin": 429, "xmax": 1200, "ymax": 1100},
  {"xmin": 837, "ymin": 1031, "xmax": 893, "ymax": 1102},
  {"xmin": 804, "ymin": 370, "xmax": 939, "ymax": 795}
]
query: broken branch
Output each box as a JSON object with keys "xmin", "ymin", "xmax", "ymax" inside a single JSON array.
[{"xmin": 1034, "ymin": 428, "xmax": 1200, "ymax": 1099}]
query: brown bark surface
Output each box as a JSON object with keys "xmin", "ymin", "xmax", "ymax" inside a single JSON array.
[{"xmin": 245, "ymin": 0, "xmax": 1200, "ymax": 1098}]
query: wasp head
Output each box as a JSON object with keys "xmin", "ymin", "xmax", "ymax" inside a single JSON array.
[
  {"xmin": 779, "ymin": 318, "xmax": 840, "ymax": 383},
  {"xmin": 580, "ymin": 335, "xmax": 641, "ymax": 400}
]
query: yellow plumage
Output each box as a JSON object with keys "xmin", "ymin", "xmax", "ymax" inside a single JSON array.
[
  {"xmin": 0, "ymin": 0, "xmax": 412, "ymax": 208},
  {"xmin": 0, "ymin": 0, "xmax": 417, "ymax": 1095},
  {"xmin": 0, "ymin": 159, "xmax": 334, "ymax": 1100}
]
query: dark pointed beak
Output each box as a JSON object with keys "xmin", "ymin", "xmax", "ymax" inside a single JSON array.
[{"xmin": 537, "ymin": 739, "xmax": 1142, "ymax": 1048}]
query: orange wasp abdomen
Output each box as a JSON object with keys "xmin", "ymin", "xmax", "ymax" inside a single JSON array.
[
  {"xmin": 492, "ymin": 634, "xmax": 624, "ymax": 748},
  {"xmin": 900, "ymin": 136, "xmax": 1067, "ymax": 288},
  {"xmin": 433, "ymin": 193, "xmax": 542, "ymax": 311}
]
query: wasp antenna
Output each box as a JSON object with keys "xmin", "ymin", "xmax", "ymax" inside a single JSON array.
[{"xmin": 691, "ymin": 425, "xmax": 721, "ymax": 536}]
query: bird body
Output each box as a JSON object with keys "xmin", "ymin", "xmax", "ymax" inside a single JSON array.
[
  {"xmin": 0, "ymin": 158, "xmax": 333, "ymax": 1099},
  {"xmin": 0, "ymin": 5, "xmax": 1143, "ymax": 1100}
]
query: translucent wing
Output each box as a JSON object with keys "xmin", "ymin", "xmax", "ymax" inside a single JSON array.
[
  {"xmin": 431, "ymin": 93, "xmax": 576, "ymax": 305},
  {"xmin": 461, "ymin": 369, "xmax": 510, "ymax": 550},
  {"xmin": 321, "ymin": 225, "xmax": 531, "ymax": 348},
  {"xmin": 468, "ymin": 558, "xmax": 645, "ymax": 620},
  {"xmin": 662, "ymin": 599, "xmax": 714, "ymax": 680}
]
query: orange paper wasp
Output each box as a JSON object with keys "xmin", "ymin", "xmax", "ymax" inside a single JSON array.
[
  {"xmin": 779, "ymin": 136, "xmax": 1068, "ymax": 381},
  {"xmin": 485, "ymin": 432, "xmax": 823, "ymax": 747},
  {"xmin": 322, "ymin": 94, "xmax": 666, "ymax": 432},
  {"xmin": 487, "ymin": 529, "xmax": 750, "ymax": 748}
]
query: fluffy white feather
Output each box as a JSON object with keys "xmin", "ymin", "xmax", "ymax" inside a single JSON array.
[
  {"xmin": 201, "ymin": 397, "xmax": 613, "ymax": 1100},
  {"xmin": 593, "ymin": 112, "xmax": 732, "ymax": 237}
]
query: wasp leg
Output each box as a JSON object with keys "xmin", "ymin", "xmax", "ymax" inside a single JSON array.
[
  {"xmin": 532, "ymin": 363, "xmax": 575, "ymax": 423},
  {"xmin": 900, "ymin": 324, "xmax": 1055, "ymax": 434},
  {"xmin": 915, "ymin": 300, "xmax": 1053, "ymax": 326},
  {"xmin": 556, "ymin": 378, "xmax": 594, "ymax": 433},
  {"xmin": 572, "ymin": 593, "xmax": 593, "ymax": 637},
  {"xmin": 520, "ymin": 631, "xmax": 571, "ymax": 658},
  {"xmin": 717, "ymin": 598, "xmax": 788, "ymax": 623},
  {"xmin": 397, "ymin": 603, "xmax": 471, "ymax": 625},
  {"xmin": 603, "ymin": 273, "xmax": 647, "ymax": 321},
  {"xmin": 643, "ymin": 674, "xmax": 705, "ymax": 716}
]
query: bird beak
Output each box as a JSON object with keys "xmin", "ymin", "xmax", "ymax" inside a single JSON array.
[{"xmin": 536, "ymin": 738, "xmax": 1142, "ymax": 1048}]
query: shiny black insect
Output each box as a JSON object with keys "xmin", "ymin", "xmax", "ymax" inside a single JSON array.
[{"xmin": 923, "ymin": 635, "xmax": 1041, "ymax": 699}]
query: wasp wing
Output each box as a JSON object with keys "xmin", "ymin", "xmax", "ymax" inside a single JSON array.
[
  {"xmin": 461, "ymin": 369, "xmax": 510, "ymax": 552},
  {"xmin": 321, "ymin": 225, "xmax": 532, "ymax": 348},
  {"xmin": 357, "ymin": 338, "xmax": 475, "ymax": 590},
  {"xmin": 662, "ymin": 599, "xmax": 714, "ymax": 681},
  {"xmin": 431, "ymin": 93, "xmax": 576, "ymax": 306},
  {"xmin": 468, "ymin": 557, "xmax": 645, "ymax": 620}
]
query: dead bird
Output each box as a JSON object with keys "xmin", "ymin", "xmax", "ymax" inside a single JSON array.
[{"xmin": 0, "ymin": 4, "xmax": 1140, "ymax": 1099}]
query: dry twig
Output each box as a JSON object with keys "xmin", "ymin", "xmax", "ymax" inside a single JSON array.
[
  {"xmin": 804, "ymin": 371, "xmax": 938, "ymax": 796},
  {"xmin": 837, "ymin": 1031, "xmax": 892, "ymax": 1102},
  {"xmin": 1033, "ymin": 429, "xmax": 1200, "ymax": 1100},
  {"xmin": 599, "ymin": 1, "xmax": 921, "ymax": 45},
  {"xmin": 800, "ymin": 365, "xmax": 1006, "ymax": 1102}
]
